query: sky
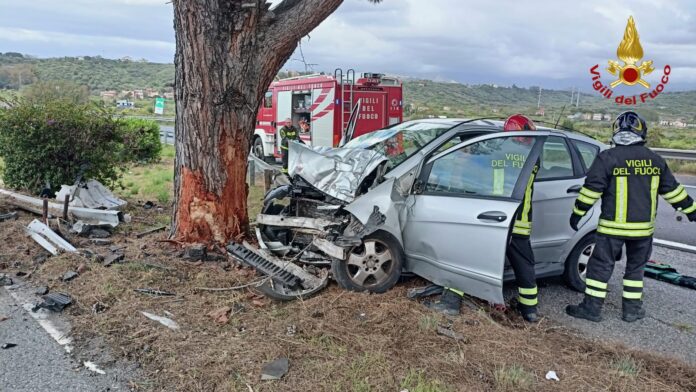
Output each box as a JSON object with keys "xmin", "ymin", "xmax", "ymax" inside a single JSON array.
[{"xmin": 0, "ymin": 0, "xmax": 695, "ymax": 91}]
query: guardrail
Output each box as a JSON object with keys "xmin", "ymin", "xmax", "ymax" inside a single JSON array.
[{"xmin": 652, "ymin": 148, "xmax": 696, "ymax": 161}]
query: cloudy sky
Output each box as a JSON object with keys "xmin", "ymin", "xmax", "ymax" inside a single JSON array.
[{"xmin": 1, "ymin": 0, "xmax": 694, "ymax": 91}]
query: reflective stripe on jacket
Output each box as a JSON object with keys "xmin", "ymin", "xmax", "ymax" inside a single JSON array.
[{"xmin": 572, "ymin": 144, "xmax": 696, "ymax": 239}]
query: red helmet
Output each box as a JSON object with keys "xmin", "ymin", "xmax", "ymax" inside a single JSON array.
[{"xmin": 504, "ymin": 114, "xmax": 536, "ymax": 131}]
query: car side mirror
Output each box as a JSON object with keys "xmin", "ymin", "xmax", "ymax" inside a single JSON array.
[{"xmin": 412, "ymin": 179, "xmax": 425, "ymax": 195}]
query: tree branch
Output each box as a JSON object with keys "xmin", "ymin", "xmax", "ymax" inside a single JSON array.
[{"xmin": 268, "ymin": 0, "xmax": 344, "ymax": 43}]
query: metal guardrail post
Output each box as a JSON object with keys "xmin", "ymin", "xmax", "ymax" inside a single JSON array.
[{"xmin": 247, "ymin": 159, "xmax": 256, "ymax": 186}]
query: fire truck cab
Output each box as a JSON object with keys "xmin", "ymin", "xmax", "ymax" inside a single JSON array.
[{"xmin": 253, "ymin": 69, "xmax": 403, "ymax": 161}]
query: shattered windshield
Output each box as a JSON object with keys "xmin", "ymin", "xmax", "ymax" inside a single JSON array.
[{"xmin": 343, "ymin": 121, "xmax": 453, "ymax": 168}]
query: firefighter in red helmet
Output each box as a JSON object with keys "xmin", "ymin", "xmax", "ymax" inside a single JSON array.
[{"xmin": 427, "ymin": 114, "xmax": 541, "ymax": 322}]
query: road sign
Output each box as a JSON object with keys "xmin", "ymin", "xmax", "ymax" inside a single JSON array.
[{"xmin": 154, "ymin": 97, "xmax": 165, "ymax": 115}]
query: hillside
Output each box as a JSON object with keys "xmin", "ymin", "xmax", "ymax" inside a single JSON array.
[{"xmin": 2, "ymin": 53, "xmax": 695, "ymax": 121}]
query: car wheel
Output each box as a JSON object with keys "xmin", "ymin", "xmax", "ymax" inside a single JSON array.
[
  {"xmin": 252, "ymin": 136, "xmax": 265, "ymax": 160},
  {"xmin": 563, "ymin": 233, "xmax": 595, "ymax": 292},
  {"xmin": 331, "ymin": 231, "xmax": 403, "ymax": 293}
]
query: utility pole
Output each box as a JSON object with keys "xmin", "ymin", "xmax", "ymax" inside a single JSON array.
[
  {"xmin": 576, "ymin": 90, "xmax": 580, "ymax": 107},
  {"xmin": 537, "ymin": 87, "xmax": 542, "ymax": 109},
  {"xmin": 570, "ymin": 87, "xmax": 575, "ymax": 105}
]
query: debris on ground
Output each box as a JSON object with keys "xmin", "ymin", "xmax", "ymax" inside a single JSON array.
[
  {"xmin": 0, "ymin": 211, "xmax": 18, "ymax": 222},
  {"xmin": 183, "ymin": 243, "xmax": 207, "ymax": 261},
  {"xmin": 436, "ymin": 326, "xmax": 469, "ymax": 343},
  {"xmin": 141, "ymin": 311, "xmax": 180, "ymax": 330},
  {"xmin": 261, "ymin": 358, "xmax": 289, "ymax": 381},
  {"xmin": 71, "ymin": 221, "xmax": 113, "ymax": 237},
  {"xmin": 0, "ymin": 189, "xmax": 121, "ymax": 227},
  {"xmin": 76, "ymin": 263, "xmax": 88, "ymax": 274},
  {"xmin": 26, "ymin": 219, "xmax": 77, "ymax": 256},
  {"xmin": 0, "ymin": 315, "xmax": 8, "ymax": 323},
  {"xmin": 407, "ymin": 284, "xmax": 444, "ymax": 299},
  {"xmin": 103, "ymin": 252, "xmax": 125, "ymax": 267},
  {"xmin": 91, "ymin": 302, "xmax": 108, "ymax": 315},
  {"xmin": 207, "ymin": 306, "xmax": 232, "ymax": 324},
  {"xmin": 545, "ymin": 370, "xmax": 560, "ymax": 381},
  {"xmin": 134, "ymin": 288, "xmax": 175, "ymax": 297},
  {"xmin": 0, "ymin": 274, "xmax": 13, "ymax": 286},
  {"xmin": 135, "ymin": 225, "xmax": 166, "ymax": 239},
  {"xmin": 35, "ymin": 286, "xmax": 49, "ymax": 295},
  {"xmin": 2, "ymin": 343, "xmax": 17, "ymax": 349},
  {"xmin": 89, "ymin": 238, "xmax": 113, "ymax": 246},
  {"xmin": 55, "ymin": 179, "xmax": 127, "ymax": 211},
  {"xmin": 34, "ymin": 292, "xmax": 73, "ymax": 312},
  {"xmin": 83, "ymin": 361, "xmax": 107, "ymax": 375},
  {"xmin": 62, "ymin": 271, "xmax": 79, "ymax": 282},
  {"xmin": 143, "ymin": 201, "xmax": 155, "ymax": 210}
]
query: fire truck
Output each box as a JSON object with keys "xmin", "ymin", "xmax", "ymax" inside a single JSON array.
[{"xmin": 252, "ymin": 69, "xmax": 403, "ymax": 161}]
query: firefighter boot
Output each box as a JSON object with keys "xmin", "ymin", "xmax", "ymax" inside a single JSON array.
[
  {"xmin": 517, "ymin": 303, "xmax": 540, "ymax": 323},
  {"xmin": 565, "ymin": 296, "xmax": 603, "ymax": 322},
  {"xmin": 622, "ymin": 299, "xmax": 646, "ymax": 323},
  {"xmin": 425, "ymin": 289, "xmax": 462, "ymax": 316}
]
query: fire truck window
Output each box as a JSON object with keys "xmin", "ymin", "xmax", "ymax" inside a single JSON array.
[{"xmin": 264, "ymin": 91, "xmax": 272, "ymax": 108}]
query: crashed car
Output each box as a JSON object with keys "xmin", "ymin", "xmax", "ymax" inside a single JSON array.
[{"xmin": 247, "ymin": 118, "xmax": 606, "ymax": 304}]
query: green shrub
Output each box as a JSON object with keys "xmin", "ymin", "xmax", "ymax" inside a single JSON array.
[
  {"xmin": 119, "ymin": 118, "xmax": 162, "ymax": 163},
  {"xmin": 0, "ymin": 99, "xmax": 127, "ymax": 193}
]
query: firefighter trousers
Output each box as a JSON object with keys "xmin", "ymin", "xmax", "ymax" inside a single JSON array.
[
  {"xmin": 281, "ymin": 139, "xmax": 289, "ymax": 174},
  {"xmin": 584, "ymin": 234, "xmax": 652, "ymax": 304},
  {"xmin": 507, "ymin": 236, "xmax": 538, "ymax": 309}
]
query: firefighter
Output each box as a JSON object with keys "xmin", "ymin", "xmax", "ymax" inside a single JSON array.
[
  {"xmin": 279, "ymin": 118, "xmax": 303, "ymax": 174},
  {"xmin": 427, "ymin": 115, "xmax": 541, "ymax": 323},
  {"xmin": 566, "ymin": 111, "xmax": 696, "ymax": 323}
]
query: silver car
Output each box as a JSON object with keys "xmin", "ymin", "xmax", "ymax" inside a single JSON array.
[{"xmin": 255, "ymin": 119, "xmax": 606, "ymax": 304}]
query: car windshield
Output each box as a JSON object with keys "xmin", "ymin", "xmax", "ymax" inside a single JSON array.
[{"xmin": 343, "ymin": 121, "xmax": 453, "ymax": 168}]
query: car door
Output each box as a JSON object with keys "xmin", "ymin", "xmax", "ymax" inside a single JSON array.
[
  {"xmin": 402, "ymin": 132, "xmax": 547, "ymax": 304},
  {"xmin": 530, "ymin": 135, "xmax": 588, "ymax": 265}
]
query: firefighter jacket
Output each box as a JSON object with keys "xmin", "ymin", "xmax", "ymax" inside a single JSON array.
[
  {"xmin": 512, "ymin": 162, "xmax": 539, "ymax": 238},
  {"xmin": 279, "ymin": 125, "xmax": 301, "ymax": 150},
  {"xmin": 572, "ymin": 144, "xmax": 696, "ymax": 239}
]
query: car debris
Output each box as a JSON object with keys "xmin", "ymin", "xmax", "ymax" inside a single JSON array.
[
  {"xmin": 436, "ymin": 326, "xmax": 468, "ymax": 343},
  {"xmin": 91, "ymin": 302, "xmax": 108, "ymax": 314},
  {"xmin": 103, "ymin": 252, "xmax": 125, "ymax": 267},
  {"xmin": 35, "ymin": 286, "xmax": 49, "ymax": 295},
  {"xmin": 545, "ymin": 370, "xmax": 560, "ymax": 381},
  {"xmin": 0, "ymin": 274, "xmax": 13, "ymax": 286},
  {"xmin": 141, "ymin": 311, "xmax": 180, "ymax": 330},
  {"xmin": 135, "ymin": 225, "xmax": 167, "ymax": 239},
  {"xmin": 407, "ymin": 284, "xmax": 445, "ymax": 299},
  {"xmin": 83, "ymin": 361, "xmax": 107, "ymax": 375},
  {"xmin": 143, "ymin": 201, "xmax": 155, "ymax": 210},
  {"xmin": 0, "ymin": 211, "xmax": 18, "ymax": 222},
  {"xmin": 2, "ymin": 343, "xmax": 17, "ymax": 349},
  {"xmin": 55, "ymin": 179, "xmax": 127, "ymax": 211},
  {"xmin": 0, "ymin": 315, "xmax": 9, "ymax": 323},
  {"xmin": 26, "ymin": 219, "xmax": 77, "ymax": 256},
  {"xmin": 260, "ymin": 357, "xmax": 289, "ymax": 381},
  {"xmin": 0, "ymin": 188, "xmax": 122, "ymax": 227},
  {"xmin": 34, "ymin": 292, "xmax": 73, "ymax": 312},
  {"xmin": 183, "ymin": 243, "xmax": 207, "ymax": 261},
  {"xmin": 134, "ymin": 288, "xmax": 175, "ymax": 297},
  {"xmin": 89, "ymin": 238, "xmax": 113, "ymax": 246},
  {"xmin": 62, "ymin": 271, "xmax": 79, "ymax": 282}
]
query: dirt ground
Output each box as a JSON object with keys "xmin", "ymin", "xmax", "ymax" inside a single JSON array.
[{"xmin": 2, "ymin": 198, "xmax": 696, "ymax": 392}]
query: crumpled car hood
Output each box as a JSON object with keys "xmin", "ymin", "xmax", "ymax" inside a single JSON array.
[{"xmin": 288, "ymin": 142, "xmax": 388, "ymax": 203}]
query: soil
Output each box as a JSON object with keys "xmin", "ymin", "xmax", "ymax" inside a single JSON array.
[{"xmin": 1, "ymin": 198, "xmax": 695, "ymax": 392}]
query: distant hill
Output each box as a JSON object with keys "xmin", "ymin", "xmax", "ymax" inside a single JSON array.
[{"xmin": 2, "ymin": 53, "xmax": 695, "ymax": 121}]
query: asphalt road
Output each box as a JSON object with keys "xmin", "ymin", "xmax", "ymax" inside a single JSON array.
[
  {"xmin": 506, "ymin": 245, "xmax": 696, "ymax": 364},
  {"xmin": 654, "ymin": 175, "xmax": 696, "ymax": 246},
  {"xmin": 0, "ymin": 284, "xmax": 128, "ymax": 392}
]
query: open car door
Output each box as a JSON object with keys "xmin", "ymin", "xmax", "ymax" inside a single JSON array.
[{"xmin": 402, "ymin": 131, "xmax": 548, "ymax": 304}]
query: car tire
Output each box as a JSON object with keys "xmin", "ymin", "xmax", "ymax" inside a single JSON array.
[
  {"xmin": 252, "ymin": 136, "xmax": 265, "ymax": 160},
  {"xmin": 563, "ymin": 233, "xmax": 596, "ymax": 292},
  {"xmin": 331, "ymin": 231, "xmax": 403, "ymax": 294}
]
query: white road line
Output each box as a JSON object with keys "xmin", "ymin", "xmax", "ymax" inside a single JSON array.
[
  {"xmin": 653, "ymin": 238, "xmax": 696, "ymax": 254},
  {"xmin": 684, "ymin": 185, "xmax": 696, "ymax": 190}
]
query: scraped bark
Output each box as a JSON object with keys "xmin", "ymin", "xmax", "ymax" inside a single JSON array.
[{"xmin": 171, "ymin": 0, "xmax": 343, "ymax": 244}]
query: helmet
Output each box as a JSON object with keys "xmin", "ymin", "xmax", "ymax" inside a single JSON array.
[
  {"xmin": 504, "ymin": 114, "xmax": 537, "ymax": 131},
  {"xmin": 612, "ymin": 111, "xmax": 647, "ymax": 140}
]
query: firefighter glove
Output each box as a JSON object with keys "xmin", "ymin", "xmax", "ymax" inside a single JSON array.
[{"xmin": 569, "ymin": 213, "xmax": 581, "ymax": 231}]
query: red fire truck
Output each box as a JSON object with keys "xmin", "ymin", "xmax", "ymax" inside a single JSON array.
[{"xmin": 252, "ymin": 69, "xmax": 403, "ymax": 161}]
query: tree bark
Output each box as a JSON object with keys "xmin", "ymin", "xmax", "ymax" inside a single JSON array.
[{"xmin": 171, "ymin": 0, "xmax": 343, "ymax": 244}]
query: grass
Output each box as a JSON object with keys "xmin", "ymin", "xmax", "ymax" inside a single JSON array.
[
  {"xmin": 673, "ymin": 322, "xmax": 694, "ymax": 333},
  {"xmin": 494, "ymin": 364, "xmax": 535, "ymax": 391},
  {"xmin": 400, "ymin": 370, "xmax": 449, "ymax": 392},
  {"xmin": 611, "ymin": 356, "xmax": 642, "ymax": 377}
]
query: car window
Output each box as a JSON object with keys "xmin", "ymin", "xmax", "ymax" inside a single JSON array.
[
  {"xmin": 537, "ymin": 136, "xmax": 574, "ymax": 180},
  {"xmin": 571, "ymin": 139, "xmax": 600, "ymax": 171},
  {"xmin": 425, "ymin": 136, "xmax": 538, "ymax": 198}
]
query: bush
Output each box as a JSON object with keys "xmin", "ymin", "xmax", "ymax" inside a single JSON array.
[
  {"xmin": 0, "ymin": 99, "xmax": 127, "ymax": 193},
  {"xmin": 119, "ymin": 118, "xmax": 162, "ymax": 163}
]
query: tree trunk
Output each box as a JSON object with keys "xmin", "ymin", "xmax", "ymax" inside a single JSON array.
[{"xmin": 171, "ymin": 0, "xmax": 343, "ymax": 244}]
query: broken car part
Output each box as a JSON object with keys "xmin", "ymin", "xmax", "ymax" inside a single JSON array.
[
  {"xmin": 134, "ymin": 288, "xmax": 175, "ymax": 297},
  {"xmin": 0, "ymin": 211, "xmax": 18, "ymax": 222},
  {"xmin": 35, "ymin": 292, "xmax": 73, "ymax": 312},
  {"xmin": 261, "ymin": 358, "xmax": 289, "ymax": 381},
  {"xmin": 141, "ymin": 311, "xmax": 180, "ymax": 330},
  {"xmin": 55, "ymin": 179, "xmax": 127, "ymax": 210},
  {"xmin": 0, "ymin": 189, "xmax": 121, "ymax": 227},
  {"xmin": 135, "ymin": 225, "xmax": 167, "ymax": 238},
  {"xmin": 26, "ymin": 219, "xmax": 77, "ymax": 256}
]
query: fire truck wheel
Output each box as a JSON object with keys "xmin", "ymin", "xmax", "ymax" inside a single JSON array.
[
  {"xmin": 332, "ymin": 231, "xmax": 403, "ymax": 294},
  {"xmin": 252, "ymin": 136, "xmax": 265, "ymax": 159}
]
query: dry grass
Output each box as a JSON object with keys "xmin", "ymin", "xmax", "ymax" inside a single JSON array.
[{"xmin": 2, "ymin": 189, "xmax": 696, "ymax": 391}]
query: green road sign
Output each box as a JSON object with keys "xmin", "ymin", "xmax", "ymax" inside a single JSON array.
[{"xmin": 154, "ymin": 97, "xmax": 165, "ymax": 115}]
